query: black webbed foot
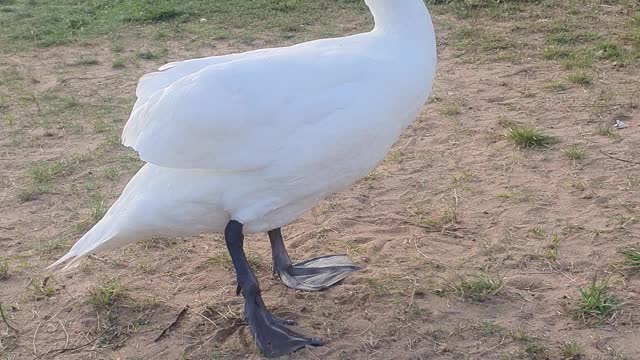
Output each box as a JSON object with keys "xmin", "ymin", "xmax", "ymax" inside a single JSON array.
[{"xmin": 268, "ymin": 228, "xmax": 359, "ymax": 291}]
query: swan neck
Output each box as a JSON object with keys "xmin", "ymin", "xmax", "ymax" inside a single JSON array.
[{"xmin": 366, "ymin": 0, "xmax": 432, "ymax": 35}]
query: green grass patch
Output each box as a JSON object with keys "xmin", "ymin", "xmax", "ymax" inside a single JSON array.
[
  {"xmin": 17, "ymin": 186, "xmax": 47, "ymax": 202},
  {"xmin": 546, "ymin": 29, "xmax": 597, "ymax": 46},
  {"xmin": 505, "ymin": 124, "xmax": 555, "ymax": 149},
  {"xmin": 91, "ymin": 194, "xmax": 108, "ymax": 224},
  {"xmin": 621, "ymin": 248, "xmax": 640, "ymax": 268},
  {"xmin": 0, "ymin": 0, "xmax": 369, "ymax": 50},
  {"xmin": 29, "ymin": 278, "xmax": 55, "ymax": 300},
  {"xmin": 560, "ymin": 341, "xmax": 584, "ymax": 359},
  {"xmin": 544, "ymin": 46, "xmax": 572, "ymax": 61},
  {"xmin": 566, "ymin": 72, "xmax": 593, "ymax": 86},
  {"xmin": 595, "ymin": 41, "xmax": 627, "ymax": 61},
  {"xmin": 545, "ymin": 234, "xmax": 560, "ymax": 261},
  {"xmin": 546, "ymin": 80, "xmax": 567, "ymax": 91},
  {"xmin": 112, "ymin": 57, "xmax": 127, "ymax": 69},
  {"xmin": 440, "ymin": 101, "xmax": 462, "ymax": 116},
  {"xmin": 438, "ymin": 273, "xmax": 504, "ymax": 301},
  {"xmin": 563, "ymin": 144, "xmax": 585, "ymax": 162},
  {"xmin": 578, "ymin": 280, "xmax": 620, "ymax": 319},
  {"xmin": 594, "ymin": 123, "xmax": 615, "ymax": 137},
  {"xmin": 137, "ymin": 49, "xmax": 165, "ymax": 60},
  {"xmin": 510, "ymin": 326, "xmax": 548, "ymax": 358},
  {"xmin": 88, "ymin": 279, "xmax": 125, "ymax": 308},
  {"xmin": 29, "ymin": 160, "xmax": 67, "ymax": 185},
  {"xmin": 38, "ymin": 238, "xmax": 67, "ymax": 255},
  {"xmin": 561, "ymin": 52, "xmax": 594, "ymax": 69},
  {"xmin": 73, "ymin": 56, "xmax": 99, "ymax": 66}
]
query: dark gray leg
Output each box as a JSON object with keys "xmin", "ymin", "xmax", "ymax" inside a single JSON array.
[
  {"xmin": 268, "ymin": 228, "xmax": 359, "ymax": 292},
  {"xmin": 225, "ymin": 221, "xmax": 320, "ymax": 357}
]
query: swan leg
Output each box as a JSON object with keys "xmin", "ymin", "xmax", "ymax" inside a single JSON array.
[
  {"xmin": 268, "ymin": 228, "xmax": 359, "ymax": 292},
  {"xmin": 225, "ymin": 220, "xmax": 321, "ymax": 358}
]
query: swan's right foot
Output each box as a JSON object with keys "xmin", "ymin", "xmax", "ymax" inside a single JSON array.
[{"xmin": 225, "ymin": 220, "xmax": 321, "ymax": 358}]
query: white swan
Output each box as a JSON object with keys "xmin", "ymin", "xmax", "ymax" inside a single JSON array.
[{"xmin": 51, "ymin": 0, "xmax": 436, "ymax": 357}]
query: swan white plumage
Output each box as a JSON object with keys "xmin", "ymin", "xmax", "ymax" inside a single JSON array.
[{"xmin": 51, "ymin": 0, "xmax": 436, "ymax": 356}]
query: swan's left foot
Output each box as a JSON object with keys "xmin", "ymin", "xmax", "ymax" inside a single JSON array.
[{"xmin": 268, "ymin": 228, "xmax": 359, "ymax": 292}]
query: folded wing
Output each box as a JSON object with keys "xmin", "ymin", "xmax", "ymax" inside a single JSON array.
[{"xmin": 122, "ymin": 51, "xmax": 373, "ymax": 171}]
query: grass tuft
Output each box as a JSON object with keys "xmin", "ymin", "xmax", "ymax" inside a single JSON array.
[
  {"xmin": 563, "ymin": 144, "xmax": 585, "ymax": 162},
  {"xmin": 621, "ymin": 248, "xmax": 640, "ymax": 268},
  {"xmin": 594, "ymin": 123, "xmax": 615, "ymax": 137},
  {"xmin": 112, "ymin": 57, "xmax": 127, "ymax": 69},
  {"xmin": 17, "ymin": 186, "xmax": 46, "ymax": 202},
  {"xmin": 506, "ymin": 124, "xmax": 554, "ymax": 149},
  {"xmin": 91, "ymin": 194, "xmax": 108, "ymax": 224},
  {"xmin": 88, "ymin": 279, "xmax": 125, "ymax": 308},
  {"xmin": 439, "ymin": 273, "xmax": 504, "ymax": 301},
  {"xmin": 566, "ymin": 72, "xmax": 593, "ymax": 86},
  {"xmin": 560, "ymin": 341, "xmax": 584, "ymax": 359},
  {"xmin": 38, "ymin": 238, "xmax": 67, "ymax": 255},
  {"xmin": 29, "ymin": 278, "xmax": 55, "ymax": 300},
  {"xmin": 595, "ymin": 41, "xmax": 626, "ymax": 61},
  {"xmin": 29, "ymin": 161, "xmax": 65, "ymax": 185},
  {"xmin": 73, "ymin": 56, "xmax": 99, "ymax": 66},
  {"xmin": 578, "ymin": 280, "xmax": 620, "ymax": 319},
  {"xmin": 440, "ymin": 101, "xmax": 462, "ymax": 116},
  {"xmin": 545, "ymin": 234, "xmax": 560, "ymax": 262}
]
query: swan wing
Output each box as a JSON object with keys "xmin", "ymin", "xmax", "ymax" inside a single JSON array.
[{"xmin": 123, "ymin": 50, "xmax": 375, "ymax": 171}]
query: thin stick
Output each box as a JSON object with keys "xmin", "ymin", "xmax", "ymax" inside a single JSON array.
[
  {"xmin": 414, "ymin": 242, "xmax": 449, "ymax": 269},
  {"xmin": 408, "ymin": 324, "xmax": 447, "ymax": 347},
  {"xmin": 59, "ymin": 320, "xmax": 70, "ymax": 349},
  {"xmin": 405, "ymin": 283, "xmax": 416, "ymax": 314},
  {"xmin": 33, "ymin": 321, "xmax": 43, "ymax": 355},
  {"xmin": 154, "ymin": 305, "xmax": 189, "ymax": 342},
  {"xmin": 600, "ymin": 150, "xmax": 640, "ymax": 166},
  {"xmin": 193, "ymin": 309, "xmax": 219, "ymax": 327}
]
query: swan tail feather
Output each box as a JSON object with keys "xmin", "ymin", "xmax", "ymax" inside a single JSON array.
[{"xmin": 47, "ymin": 216, "xmax": 118, "ymax": 272}]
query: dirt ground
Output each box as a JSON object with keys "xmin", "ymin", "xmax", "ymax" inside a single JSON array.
[{"xmin": 2, "ymin": 1, "xmax": 640, "ymax": 359}]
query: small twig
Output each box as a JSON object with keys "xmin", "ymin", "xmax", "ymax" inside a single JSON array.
[
  {"xmin": 59, "ymin": 320, "xmax": 69, "ymax": 349},
  {"xmin": 0, "ymin": 302, "xmax": 19, "ymax": 333},
  {"xmin": 33, "ymin": 321, "xmax": 42, "ymax": 355},
  {"xmin": 154, "ymin": 305, "xmax": 189, "ymax": 342},
  {"xmin": 349, "ymin": 325, "xmax": 372, "ymax": 338},
  {"xmin": 600, "ymin": 150, "xmax": 640, "ymax": 166},
  {"xmin": 193, "ymin": 309, "xmax": 219, "ymax": 327},
  {"xmin": 408, "ymin": 324, "xmax": 447, "ymax": 347},
  {"xmin": 405, "ymin": 280, "xmax": 417, "ymax": 313},
  {"xmin": 414, "ymin": 242, "xmax": 449, "ymax": 269}
]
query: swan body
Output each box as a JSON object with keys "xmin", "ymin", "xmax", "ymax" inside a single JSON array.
[{"xmin": 51, "ymin": 0, "xmax": 437, "ymax": 271}]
